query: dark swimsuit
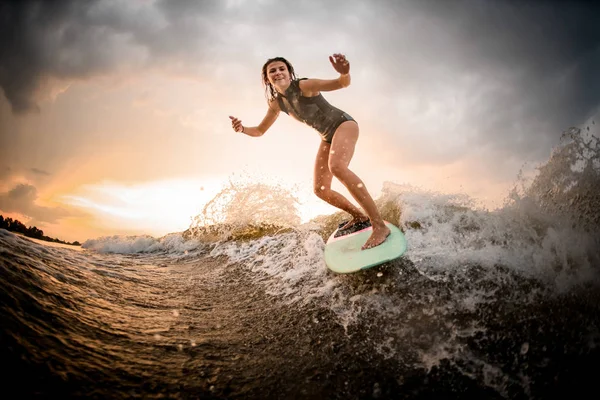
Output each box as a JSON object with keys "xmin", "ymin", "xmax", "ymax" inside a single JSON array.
[{"xmin": 276, "ymin": 78, "xmax": 356, "ymax": 143}]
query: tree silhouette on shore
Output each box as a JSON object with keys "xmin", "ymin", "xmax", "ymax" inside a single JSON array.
[{"xmin": 0, "ymin": 215, "xmax": 80, "ymax": 246}]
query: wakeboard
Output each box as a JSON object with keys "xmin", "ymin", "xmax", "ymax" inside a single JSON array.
[{"xmin": 324, "ymin": 220, "xmax": 407, "ymax": 274}]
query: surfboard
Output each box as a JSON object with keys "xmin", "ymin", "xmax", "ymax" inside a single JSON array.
[{"xmin": 324, "ymin": 220, "xmax": 407, "ymax": 274}]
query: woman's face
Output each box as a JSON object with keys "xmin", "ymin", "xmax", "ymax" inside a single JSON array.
[{"xmin": 266, "ymin": 61, "xmax": 291, "ymax": 87}]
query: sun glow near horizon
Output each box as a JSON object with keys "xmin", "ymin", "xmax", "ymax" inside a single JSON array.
[{"xmin": 60, "ymin": 178, "xmax": 225, "ymax": 237}]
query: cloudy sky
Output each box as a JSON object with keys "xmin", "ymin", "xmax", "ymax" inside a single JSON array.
[{"xmin": 1, "ymin": 0, "xmax": 599, "ymax": 242}]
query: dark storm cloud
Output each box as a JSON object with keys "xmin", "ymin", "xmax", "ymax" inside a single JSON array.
[
  {"xmin": 0, "ymin": 183, "xmax": 76, "ymax": 222},
  {"xmin": 422, "ymin": 0, "xmax": 600, "ymax": 125},
  {"xmin": 0, "ymin": 0, "xmax": 223, "ymax": 114},
  {"xmin": 367, "ymin": 0, "xmax": 600, "ymax": 161}
]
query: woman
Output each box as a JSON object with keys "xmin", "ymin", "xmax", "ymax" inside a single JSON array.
[{"xmin": 229, "ymin": 54, "xmax": 390, "ymax": 249}]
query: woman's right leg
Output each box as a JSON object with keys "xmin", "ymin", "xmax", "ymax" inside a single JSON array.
[
  {"xmin": 313, "ymin": 140, "xmax": 367, "ymax": 223},
  {"xmin": 327, "ymin": 121, "xmax": 390, "ymax": 249}
]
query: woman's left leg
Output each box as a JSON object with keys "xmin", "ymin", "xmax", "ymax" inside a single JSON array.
[
  {"xmin": 313, "ymin": 140, "xmax": 366, "ymax": 219},
  {"xmin": 328, "ymin": 121, "xmax": 390, "ymax": 249}
]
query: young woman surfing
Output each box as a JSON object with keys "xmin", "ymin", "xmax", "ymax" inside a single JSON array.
[{"xmin": 229, "ymin": 54, "xmax": 390, "ymax": 249}]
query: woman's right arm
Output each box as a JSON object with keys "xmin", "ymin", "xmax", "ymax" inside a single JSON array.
[{"xmin": 229, "ymin": 100, "xmax": 280, "ymax": 137}]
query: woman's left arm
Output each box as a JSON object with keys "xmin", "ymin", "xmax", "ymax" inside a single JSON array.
[{"xmin": 299, "ymin": 53, "xmax": 351, "ymax": 94}]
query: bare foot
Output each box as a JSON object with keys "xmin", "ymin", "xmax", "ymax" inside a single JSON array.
[
  {"xmin": 340, "ymin": 215, "xmax": 369, "ymax": 231},
  {"xmin": 362, "ymin": 224, "xmax": 391, "ymax": 250}
]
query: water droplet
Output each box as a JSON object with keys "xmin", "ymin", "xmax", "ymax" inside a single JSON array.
[
  {"xmin": 357, "ymin": 183, "xmax": 364, "ymax": 188},
  {"xmin": 330, "ymin": 150, "xmax": 335, "ymax": 154},
  {"xmin": 377, "ymin": 272, "xmax": 383, "ymax": 277},
  {"xmin": 191, "ymin": 340, "xmax": 196, "ymax": 347},
  {"xmin": 520, "ymin": 342, "xmax": 529, "ymax": 355},
  {"xmin": 321, "ymin": 186, "xmax": 325, "ymax": 190}
]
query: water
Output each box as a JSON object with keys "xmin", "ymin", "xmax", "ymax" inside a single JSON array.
[{"xmin": 1, "ymin": 127, "xmax": 599, "ymax": 399}]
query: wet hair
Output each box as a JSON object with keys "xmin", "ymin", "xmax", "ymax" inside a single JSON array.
[{"xmin": 261, "ymin": 57, "xmax": 297, "ymax": 102}]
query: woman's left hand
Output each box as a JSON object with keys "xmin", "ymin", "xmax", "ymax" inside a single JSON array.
[{"xmin": 329, "ymin": 53, "xmax": 350, "ymax": 75}]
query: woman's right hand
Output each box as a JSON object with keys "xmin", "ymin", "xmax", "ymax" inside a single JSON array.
[{"xmin": 229, "ymin": 116, "xmax": 244, "ymax": 133}]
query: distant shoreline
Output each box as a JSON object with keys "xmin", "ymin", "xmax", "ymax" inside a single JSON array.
[
  {"xmin": 12, "ymin": 232, "xmax": 84, "ymax": 251},
  {"xmin": 0, "ymin": 215, "xmax": 81, "ymax": 247},
  {"xmin": 14, "ymin": 231, "xmax": 82, "ymax": 247}
]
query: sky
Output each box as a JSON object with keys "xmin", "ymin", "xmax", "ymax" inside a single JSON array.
[{"xmin": 1, "ymin": 0, "xmax": 599, "ymax": 242}]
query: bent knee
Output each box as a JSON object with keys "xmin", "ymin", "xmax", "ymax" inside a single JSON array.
[{"xmin": 328, "ymin": 162, "xmax": 349, "ymax": 178}]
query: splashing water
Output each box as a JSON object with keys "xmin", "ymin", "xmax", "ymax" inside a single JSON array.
[
  {"xmin": 186, "ymin": 179, "xmax": 302, "ymax": 242},
  {"xmin": 508, "ymin": 125, "xmax": 600, "ymax": 231}
]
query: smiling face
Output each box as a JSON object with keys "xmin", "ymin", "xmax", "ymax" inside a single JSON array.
[
  {"xmin": 266, "ymin": 61, "xmax": 291, "ymax": 89},
  {"xmin": 261, "ymin": 57, "xmax": 296, "ymax": 100}
]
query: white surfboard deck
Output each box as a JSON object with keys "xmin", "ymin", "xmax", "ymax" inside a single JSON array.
[{"xmin": 324, "ymin": 221, "xmax": 407, "ymax": 274}]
